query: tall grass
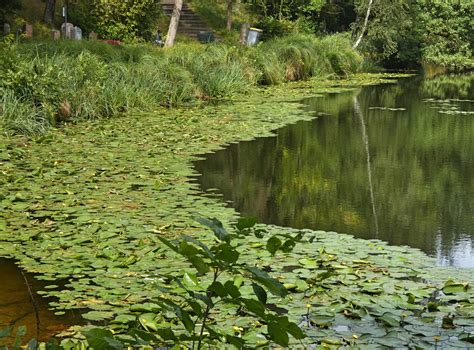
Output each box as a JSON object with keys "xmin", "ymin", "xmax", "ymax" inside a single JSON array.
[{"xmin": 1, "ymin": 34, "xmax": 362, "ymax": 135}]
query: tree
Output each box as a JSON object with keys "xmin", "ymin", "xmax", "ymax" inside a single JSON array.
[
  {"xmin": 43, "ymin": 0, "xmax": 57, "ymax": 26},
  {"xmin": 352, "ymin": 0, "xmax": 373, "ymax": 49},
  {"xmin": 165, "ymin": 0, "xmax": 183, "ymax": 47},
  {"xmin": 227, "ymin": 0, "xmax": 233, "ymax": 31},
  {"xmin": 0, "ymin": 0, "xmax": 21, "ymax": 23}
]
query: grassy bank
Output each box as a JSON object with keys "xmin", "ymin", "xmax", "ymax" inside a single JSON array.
[
  {"xmin": 1, "ymin": 74, "xmax": 473, "ymax": 348},
  {"xmin": 0, "ymin": 34, "xmax": 362, "ymax": 135}
]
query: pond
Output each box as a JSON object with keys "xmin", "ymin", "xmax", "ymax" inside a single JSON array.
[{"xmin": 195, "ymin": 74, "xmax": 474, "ymax": 268}]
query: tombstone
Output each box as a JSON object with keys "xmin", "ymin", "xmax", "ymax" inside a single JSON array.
[
  {"xmin": 89, "ymin": 31, "xmax": 98, "ymax": 40},
  {"xmin": 24, "ymin": 24, "xmax": 33, "ymax": 38},
  {"xmin": 3, "ymin": 23, "xmax": 11, "ymax": 36},
  {"xmin": 51, "ymin": 29, "xmax": 60, "ymax": 40},
  {"xmin": 70, "ymin": 26, "xmax": 76, "ymax": 40},
  {"xmin": 61, "ymin": 22, "xmax": 74, "ymax": 39},
  {"xmin": 73, "ymin": 26, "xmax": 82, "ymax": 40}
]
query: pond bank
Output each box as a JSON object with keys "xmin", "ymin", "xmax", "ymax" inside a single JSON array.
[{"xmin": 1, "ymin": 74, "xmax": 473, "ymax": 348}]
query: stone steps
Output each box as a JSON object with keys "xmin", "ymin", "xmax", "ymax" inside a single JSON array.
[{"xmin": 160, "ymin": 1, "xmax": 217, "ymax": 40}]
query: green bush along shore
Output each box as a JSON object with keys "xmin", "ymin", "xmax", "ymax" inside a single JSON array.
[{"xmin": 0, "ymin": 34, "xmax": 361, "ymax": 135}]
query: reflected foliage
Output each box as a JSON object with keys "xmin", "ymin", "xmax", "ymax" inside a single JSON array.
[{"xmin": 195, "ymin": 75, "xmax": 474, "ymax": 267}]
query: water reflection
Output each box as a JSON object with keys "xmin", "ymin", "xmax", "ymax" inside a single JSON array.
[
  {"xmin": 195, "ymin": 74, "xmax": 474, "ymax": 267},
  {"xmin": 0, "ymin": 258, "xmax": 82, "ymax": 345}
]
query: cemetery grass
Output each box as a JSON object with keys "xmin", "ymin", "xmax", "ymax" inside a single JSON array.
[
  {"xmin": 1, "ymin": 33, "xmax": 362, "ymax": 135},
  {"xmin": 1, "ymin": 73, "xmax": 474, "ymax": 348}
]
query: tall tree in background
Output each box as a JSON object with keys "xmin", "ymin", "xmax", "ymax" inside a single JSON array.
[
  {"xmin": 226, "ymin": 0, "xmax": 233, "ymax": 31},
  {"xmin": 43, "ymin": 0, "xmax": 57, "ymax": 26},
  {"xmin": 165, "ymin": 0, "xmax": 183, "ymax": 47},
  {"xmin": 352, "ymin": 0, "xmax": 373, "ymax": 49},
  {"xmin": 0, "ymin": 0, "xmax": 21, "ymax": 22}
]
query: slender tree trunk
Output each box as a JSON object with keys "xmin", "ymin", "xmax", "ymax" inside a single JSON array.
[
  {"xmin": 165, "ymin": 0, "xmax": 183, "ymax": 47},
  {"xmin": 226, "ymin": 0, "xmax": 233, "ymax": 31},
  {"xmin": 43, "ymin": 0, "xmax": 56, "ymax": 26},
  {"xmin": 353, "ymin": 0, "xmax": 374, "ymax": 49}
]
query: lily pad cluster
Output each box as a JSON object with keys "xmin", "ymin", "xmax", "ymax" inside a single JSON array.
[{"xmin": 0, "ymin": 74, "xmax": 472, "ymax": 348}]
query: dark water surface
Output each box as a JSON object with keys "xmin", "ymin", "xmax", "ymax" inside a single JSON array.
[
  {"xmin": 195, "ymin": 74, "xmax": 474, "ymax": 267},
  {"xmin": 0, "ymin": 258, "xmax": 82, "ymax": 345}
]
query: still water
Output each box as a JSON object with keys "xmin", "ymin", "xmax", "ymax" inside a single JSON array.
[
  {"xmin": 195, "ymin": 74, "xmax": 474, "ymax": 268},
  {"xmin": 0, "ymin": 258, "xmax": 82, "ymax": 345}
]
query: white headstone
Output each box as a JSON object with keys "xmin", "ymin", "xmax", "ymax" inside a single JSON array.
[
  {"xmin": 61, "ymin": 22, "xmax": 74, "ymax": 39},
  {"xmin": 73, "ymin": 26, "xmax": 82, "ymax": 40},
  {"xmin": 3, "ymin": 23, "xmax": 10, "ymax": 36}
]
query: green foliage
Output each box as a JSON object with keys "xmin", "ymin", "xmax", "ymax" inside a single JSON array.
[
  {"xmin": 352, "ymin": 0, "xmax": 473, "ymax": 70},
  {"xmin": 81, "ymin": 218, "xmax": 306, "ymax": 348},
  {"xmin": 92, "ymin": 0, "xmax": 161, "ymax": 41},
  {"xmin": 0, "ymin": 0, "xmax": 21, "ymax": 23},
  {"xmin": 1, "ymin": 36, "xmax": 362, "ymax": 135},
  {"xmin": 1, "ymin": 73, "xmax": 473, "ymax": 349}
]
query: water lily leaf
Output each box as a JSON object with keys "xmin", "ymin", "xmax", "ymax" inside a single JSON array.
[
  {"xmin": 112, "ymin": 314, "xmax": 136, "ymax": 324},
  {"xmin": 378, "ymin": 313, "xmax": 400, "ymax": 327},
  {"xmin": 443, "ymin": 280, "xmax": 469, "ymax": 294},
  {"xmin": 375, "ymin": 335, "xmax": 407, "ymax": 347},
  {"xmin": 83, "ymin": 310, "xmax": 115, "ymax": 321},
  {"xmin": 130, "ymin": 303, "xmax": 161, "ymax": 313},
  {"xmin": 298, "ymin": 258, "xmax": 317, "ymax": 269},
  {"xmin": 139, "ymin": 313, "xmax": 159, "ymax": 332}
]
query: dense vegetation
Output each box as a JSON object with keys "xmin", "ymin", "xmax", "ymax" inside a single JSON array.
[
  {"xmin": 1, "ymin": 74, "xmax": 473, "ymax": 348},
  {"xmin": 0, "ymin": 34, "xmax": 361, "ymax": 135},
  {"xmin": 1, "ymin": 0, "xmax": 473, "ymax": 349}
]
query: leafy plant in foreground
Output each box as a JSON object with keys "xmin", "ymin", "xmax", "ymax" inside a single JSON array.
[{"xmin": 84, "ymin": 218, "xmax": 308, "ymax": 349}]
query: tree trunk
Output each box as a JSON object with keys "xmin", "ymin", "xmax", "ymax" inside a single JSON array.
[
  {"xmin": 165, "ymin": 0, "xmax": 183, "ymax": 48},
  {"xmin": 226, "ymin": 0, "xmax": 233, "ymax": 31},
  {"xmin": 353, "ymin": 0, "xmax": 374, "ymax": 49},
  {"xmin": 43, "ymin": 0, "xmax": 56, "ymax": 26}
]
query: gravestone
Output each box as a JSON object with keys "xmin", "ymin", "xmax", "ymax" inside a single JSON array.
[
  {"xmin": 89, "ymin": 31, "xmax": 98, "ymax": 40},
  {"xmin": 73, "ymin": 26, "xmax": 82, "ymax": 40},
  {"xmin": 3, "ymin": 23, "xmax": 10, "ymax": 36},
  {"xmin": 24, "ymin": 24, "xmax": 33, "ymax": 38},
  {"xmin": 51, "ymin": 29, "xmax": 60, "ymax": 40},
  {"xmin": 61, "ymin": 22, "xmax": 74, "ymax": 39}
]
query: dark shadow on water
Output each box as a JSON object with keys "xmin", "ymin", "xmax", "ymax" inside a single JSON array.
[{"xmin": 0, "ymin": 258, "xmax": 83, "ymax": 345}]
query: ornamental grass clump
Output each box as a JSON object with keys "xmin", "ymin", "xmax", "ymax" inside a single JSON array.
[{"xmin": 1, "ymin": 34, "xmax": 363, "ymax": 135}]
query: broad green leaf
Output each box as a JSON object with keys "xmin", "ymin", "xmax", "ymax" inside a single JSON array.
[
  {"xmin": 189, "ymin": 255, "xmax": 209, "ymax": 274},
  {"xmin": 209, "ymin": 281, "xmax": 228, "ymax": 298},
  {"xmin": 247, "ymin": 266, "xmax": 287, "ymax": 297},
  {"xmin": 267, "ymin": 323, "xmax": 289, "ymax": 347},
  {"xmin": 266, "ymin": 236, "xmax": 282, "ymax": 256},
  {"xmin": 196, "ymin": 217, "xmax": 230, "ymax": 242},
  {"xmin": 235, "ymin": 217, "xmax": 257, "ymax": 232},
  {"xmin": 84, "ymin": 328, "xmax": 123, "ymax": 350},
  {"xmin": 252, "ymin": 282, "xmax": 267, "ymax": 305}
]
